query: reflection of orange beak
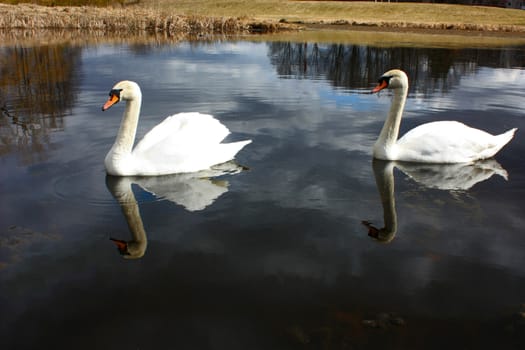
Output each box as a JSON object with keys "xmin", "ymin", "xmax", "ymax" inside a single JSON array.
[
  {"xmin": 362, "ymin": 220, "xmax": 380, "ymax": 239},
  {"xmin": 372, "ymin": 80, "xmax": 388, "ymax": 93},
  {"xmin": 110, "ymin": 238, "xmax": 128, "ymax": 253},
  {"xmin": 102, "ymin": 94, "xmax": 119, "ymax": 111}
]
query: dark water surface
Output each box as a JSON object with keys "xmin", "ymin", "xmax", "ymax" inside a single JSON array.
[{"xmin": 1, "ymin": 38, "xmax": 525, "ymax": 349}]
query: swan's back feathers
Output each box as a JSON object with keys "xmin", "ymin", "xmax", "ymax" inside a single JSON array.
[{"xmin": 396, "ymin": 121, "xmax": 516, "ymax": 163}]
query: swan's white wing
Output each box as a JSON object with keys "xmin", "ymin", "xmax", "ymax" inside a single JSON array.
[
  {"xmin": 133, "ymin": 112, "xmax": 230, "ymax": 153},
  {"xmin": 396, "ymin": 121, "xmax": 512, "ymax": 163},
  {"xmin": 130, "ymin": 112, "xmax": 250, "ymax": 175}
]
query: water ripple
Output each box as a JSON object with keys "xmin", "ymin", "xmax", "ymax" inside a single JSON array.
[{"xmin": 51, "ymin": 170, "xmax": 117, "ymax": 207}]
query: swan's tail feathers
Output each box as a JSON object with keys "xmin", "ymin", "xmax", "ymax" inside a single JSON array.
[
  {"xmin": 495, "ymin": 127, "xmax": 517, "ymax": 150},
  {"xmin": 499, "ymin": 128, "xmax": 517, "ymax": 145},
  {"xmin": 483, "ymin": 128, "xmax": 517, "ymax": 160},
  {"xmin": 225, "ymin": 139, "xmax": 252, "ymax": 159},
  {"xmin": 205, "ymin": 139, "xmax": 252, "ymax": 171}
]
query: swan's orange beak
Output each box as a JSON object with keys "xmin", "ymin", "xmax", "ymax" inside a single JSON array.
[
  {"xmin": 102, "ymin": 94, "xmax": 120, "ymax": 111},
  {"xmin": 372, "ymin": 80, "xmax": 388, "ymax": 93}
]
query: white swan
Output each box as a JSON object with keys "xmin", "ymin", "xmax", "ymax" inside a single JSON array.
[
  {"xmin": 371, "ymin": 69, "xmax": 516, "ymax": 163},
  {"xmin": 101, "ymin": 80, "xmax": 252, "ymax": 176}
]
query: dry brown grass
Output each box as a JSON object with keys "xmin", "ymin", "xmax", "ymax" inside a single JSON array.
[
  {"xmin": 2, "ymin": 0, "xmax": 113, "ymax": 6},
  {"xmin": 0, "ymin": 3, "xmax": 292, "ymax": 34}
]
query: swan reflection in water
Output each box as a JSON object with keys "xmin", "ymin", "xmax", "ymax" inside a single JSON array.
[
  {"xmin": 363, "ymin": 159, "xmax": 509, "ymax": 243},
  {"xmin": 106, "ymin": 161, "xmax": 247, "ymax": 259}
]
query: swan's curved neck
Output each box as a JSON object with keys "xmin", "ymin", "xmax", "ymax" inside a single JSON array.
[
  {"xmin": 375, "ymin": 86, "xmax": 408, "ymax": 156},
  {"xmin": 111, "ymin": 95, "xmax": 142, "ymax": 155}
]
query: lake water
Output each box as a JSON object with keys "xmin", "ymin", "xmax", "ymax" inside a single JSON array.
[{"xmin": 1, "ymin": 34, "xmax": 525, "ymax": 349}]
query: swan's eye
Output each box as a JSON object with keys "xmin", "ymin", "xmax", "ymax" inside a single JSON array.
[
  {"xmin": 372, "ymin": 76, "xmax": 392, "ymax": 93},
  {"xmin": 109, "ymin": 88, "xmax": 123, "ymax": 98},
  {"xmin": 378, "ymin": 76, "xmax": 392, "ymax": 85}
]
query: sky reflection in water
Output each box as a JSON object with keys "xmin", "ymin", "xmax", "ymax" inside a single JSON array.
[{"xmin": 1, "ymin": 39, "xmax": 525, "ymax": 349}]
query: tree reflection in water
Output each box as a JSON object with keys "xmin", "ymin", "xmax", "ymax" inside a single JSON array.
[
  {"xmin": 0, "ymin": 45, "xmax": 80, "ymax": 165},
  {"xmin": 267, "ymin": 42, "xmax": 525, "ymax": 94}
]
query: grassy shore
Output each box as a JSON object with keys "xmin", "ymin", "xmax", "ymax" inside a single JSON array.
[
  {"xmin": 1, "ymin": 1, "xmax": 525, "ymax": 34},
  {"xmin": 145, "ymin": 0, "xmax": 525, "ymax": 32}
]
